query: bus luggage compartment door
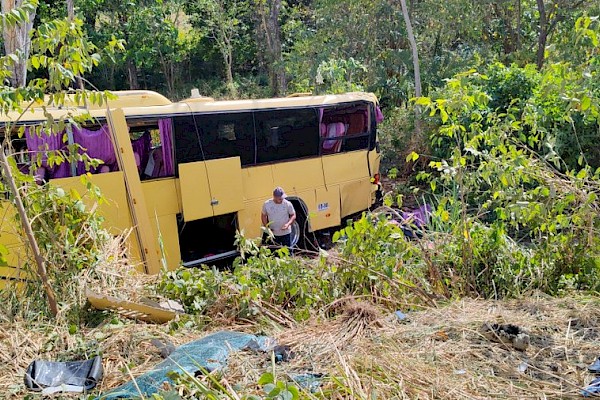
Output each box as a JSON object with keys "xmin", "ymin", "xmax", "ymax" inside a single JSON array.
[{"xmin": 179, "ymin": 157, "xmax": 243, "ymax": 221}]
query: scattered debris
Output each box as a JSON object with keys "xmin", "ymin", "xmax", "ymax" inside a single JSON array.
[
  {"xmin": 582, "ymin": 376, "xmax": 600, "ymax": 397},
  {"xmin": 97, "ymin": 331, "xmax": 273, "ymax": 399},
  {"xmin": 400, "ymin": 204, "xmax": 432, "ymax": 239},
  {"xmin": 272, "ymin": 345, "xmax": 294, "ymax": 363},
  {"xmin": 86, "ymin": 289, "xmax": 183, "ymax": 324},
  {"xmin": 373, "ymin": 204, "xmax": 432, "ymax": 239},
  {"xmin": 3, "ymin": 296, "xmax": 600, "ymax": 398},
  {"xmin": 518, "ymin": 361, "xmax": 528, "ymax": 373},
  {"xmin": 24, "ymin": 356, "xmax": 103, "ymax": 395},
  {"xmin": 479, "ymin": 322, "xmax": 530, "ymax": 351},
  {"xmin": 394, "ymin": 310, "xmax": 408, "ymax": 321},
  {"xmin": 589, "ymin": 357, "xmax": 600, "ymax": 374},
  {"xmin": 433, "ymin": 330, "xmax": 449, "ymax": 341},
  {"xmin": 150, "ymin": 339, "xmax": 176, "ymax": 359}
]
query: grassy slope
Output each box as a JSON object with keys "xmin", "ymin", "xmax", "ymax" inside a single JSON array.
[{"xmin": 1, "ymin": 292, "xmax": 599, "ymax": 399}]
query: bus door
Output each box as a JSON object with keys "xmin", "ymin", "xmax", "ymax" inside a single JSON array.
[
  {"xmin": 106, "ymin": 108, "xmax": 161, "ymax": 274},
  {"xmin": 174, "ymin": 112, "xmax": 252, "ymax": 266}
]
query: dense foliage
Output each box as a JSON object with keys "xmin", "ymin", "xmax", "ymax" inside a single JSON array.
[{"xmin": 17, "ymin": 0, "xmax": 591, "ymax": 103}]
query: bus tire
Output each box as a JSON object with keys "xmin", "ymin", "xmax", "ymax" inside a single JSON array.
[{"xmin": 295, "ymin": 210, "xmax": 319, "ymax": 251}]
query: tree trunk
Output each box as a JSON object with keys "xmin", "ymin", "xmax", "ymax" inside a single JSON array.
[
  {"xmin": 516, "ymin": 0, "xmax": 522, "ymax": 51},
  {"xmin": 126, "ymin": 60, "xmax": 139, "ymax": 89},
  {"xmin": 536, "ymin": 0, "xmax": 548, "ymax": 69},
  {"xmin": 267, "ymin": 0, "xmax": 285, "ymax": 95},
  {"xmin": 400, "ymin": 0, "xmax": 421, "ymax": 98},
  {"xmin": 0, "ymin": 142, "xmax": 58, "ymax": 316},
  {"xmin": 2, "ymin": 0, "xmax": 35, "ymax": 87},
  {"xmin": 400, "ymin": 0, "xmax": 423, "ymax": 176},
  {"xmin": 224, "ymin": 50, "xmax": 236, "ymax": 96},
  {"xmin": 66, "ymin": 0, "xmax": 73, "ymax": 20},
  {"xmin": 255, "ymin": 0, "xmax": 285, "ymax": 95},
  {"xmin": 158, "ymin": 48, "xmax": 175, "ymax": 99}
]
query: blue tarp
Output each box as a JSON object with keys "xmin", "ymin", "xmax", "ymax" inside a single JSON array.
[{"xmin": 97, "ymin": 331, "xmax": 271, "ymax": 399}]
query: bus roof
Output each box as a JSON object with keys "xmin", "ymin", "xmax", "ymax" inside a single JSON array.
[{"xmin": 2, "ymin": 91, "xmax": 379, "ymax": 125}]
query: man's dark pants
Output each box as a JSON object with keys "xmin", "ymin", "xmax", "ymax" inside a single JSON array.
[{"xmin": 274, "ymin": 233, "xmax": 291, "ymax": 248}]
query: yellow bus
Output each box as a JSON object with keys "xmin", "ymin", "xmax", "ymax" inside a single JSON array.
[{"xmin": 0, "ymin": 89, "xmax": 383, "ymax": 286}]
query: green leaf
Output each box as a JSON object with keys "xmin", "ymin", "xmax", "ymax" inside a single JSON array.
[
  {"xmin": 31, "ymin": 56, "xmax": 40, "ymax": 69},
  {"xmin": 332, "ymin": 231, "xmax": 341, "ymax": 242},
  {"xmin": 440, "ymin": 108, "xmax": 449, "ymax": 123},
  {"xmin": 581, "ymin": 96, "xmax": 591, "ymax": 111},
  {"xmin": 258, "ymin": 372, "xmax": 274, "ymax": 385},
  {"xmin": 414, "ymin": 97, "xmax": 431, "ymax": 106},
  {"xmin": 264, "ymin": 383, "xmax": 278, "ymax": 395},
  {"xmin": 405, "ymin": 151, "xmax": 419, "ymax": 162}
]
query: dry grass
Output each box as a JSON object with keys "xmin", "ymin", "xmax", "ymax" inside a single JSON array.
[
  {"xmin": 1, "ymin": 291, "xmax": 599, "ymax": 399},
  {"xmin": 78, "ymin": 230, "xmax": 156, "ymax": 303},
  {"xmin": 225, "ymin": 294, "xmax": 600, "ymax": 399}
]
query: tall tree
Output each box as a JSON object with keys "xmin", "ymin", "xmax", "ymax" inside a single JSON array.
[
  {"xmin": 254, "ymin": 0, "xmax": 285, "ymax": 95},
  {"xmin": 194, "ymin": 0, "xmax": 245, "ymax": 97},
  {"xmin": 536, "ymin": 0, "xmax": 585, "ymax": 69},
  {"xmin": 2, "ymin": 0, "xmax": 36, "ymax": 87},
  {"xmin": 400, "ymin": 0, "xmax": 420, "ymax": 98}
]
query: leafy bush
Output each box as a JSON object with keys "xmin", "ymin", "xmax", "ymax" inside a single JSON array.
[
  {"xmin": 158, "ymin": 236, "xmax": 332, "ymax": 321},
  {"xmin": 158, "ymin": 226, "xmax": 432, "ymax": 322},
  {"xmin": 406, "ymin": 17, "xmax": 600, "ymax": 297}
]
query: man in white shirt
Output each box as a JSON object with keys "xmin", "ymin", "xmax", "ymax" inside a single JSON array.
[{"xmin": 261, "ymin": 186, "xmax": 296, "ymax": 250}]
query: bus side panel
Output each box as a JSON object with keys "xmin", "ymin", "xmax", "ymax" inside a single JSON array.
[
  {"xmin": 237, "ymin": 201, "xmax": 263, "ymax": 239},
  {"xmin": 311, "ymin": 186, "xmax": 341, "ymax": 231},
  {"xmin": 142, "ymin": 180, "xmax": 181, "ymax": 270},
  {"xmin": 241, "ymin": 165, "xmax": 274, "ymax": 202},
  {"xmin": 50, "ymin": 172, "xmax": 143, "ymax": 269},
  {"xmin": 290, "ymin": 189, "xmax": 317, "ymax": 223},
  {"xmin": 340, "ymin": 178, "xmax": 372, "ymax": 217},
  {"xmin": 271, "ymin": 159, "xmax": 325, "ymax": 194},
  {"xmin": 0, "ymin": 202, "xmax": 29, "ymax": 289},
  {"xmin": 368, "ymin": 148, "xmax": 381, "ymax": 178},
  {"xmin": 0, "ymin": 267, "xmax": 28, "ymax": 290},
  {"xmin": 322, "ymin": 152, "xmax": 370, "ymax": 186},
  {"xmin": 142, "ymin": 179, "xmax": 180, "ymax": 217},
  {"xmin": 147, "ymin": 213, "xmax": 180, "ymax": 270},
  {"xmin": 51, "ymin": 172, "xmax": 133, "ymax": 233},
  {"xmin": 179, "ymin": 161, "xmax": 212, "ymax": 221},
  {"xmin": 368, "ymin": 148, "xmax": 382, "ymax": 203}
]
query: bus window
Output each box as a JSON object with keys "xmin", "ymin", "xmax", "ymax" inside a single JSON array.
[
  {"xmin": 320, "ymin": 102, "xmax": 372, "ymax": 154},
  {"xmin": 173, "ymin": 115, "xmax": 203, "ymax": 168},
  {"xmin": 255, "ymin": 108, "xmax": 319, "ymax": 163},
  {"xmin": 129, "ymin": 118, "xmax": 175, "ymax": 180},
  {"xmin": 195, "ymin": 112, "xmax": 255, "ymax": 166}
]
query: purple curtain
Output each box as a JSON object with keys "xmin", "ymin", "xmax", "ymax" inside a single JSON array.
[
  {"xmin": 25, "ymin": 127, "xmax": 70, "ymax": 179},
  {"xmin": 131, "ymin": 130, "xmax": 151, "ymax": 173},
  {"xmin": 72, "ymin": 124, "xmax": 119, "ymax": 175},
  {"xmin": 375, "ymin": 106, "xmax": 384, "ymax": 123},
  {"xmin": 158, "ymin": 118, "xmax": 174, "ymax": 176}
]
